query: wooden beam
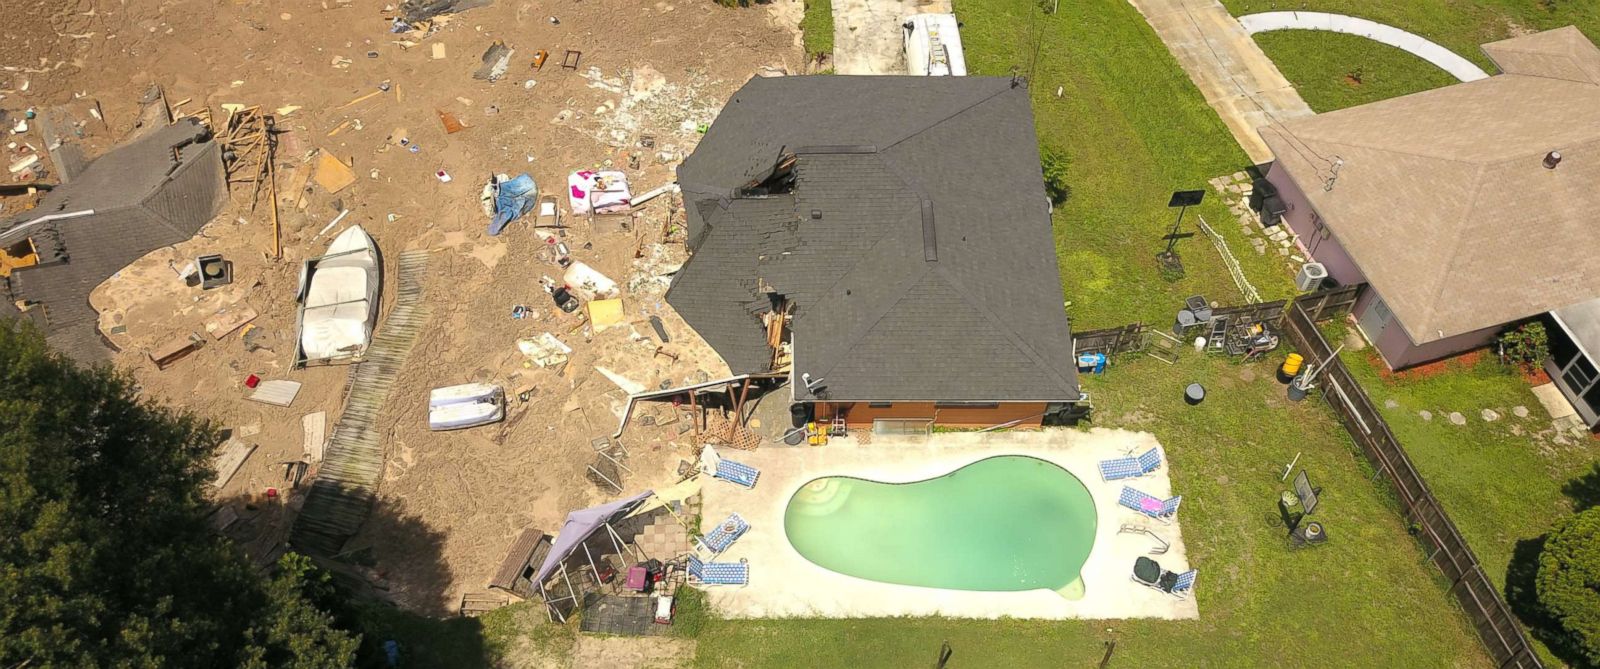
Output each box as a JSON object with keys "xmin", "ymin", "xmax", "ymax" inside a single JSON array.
[
  {"xmin": 735, "ymin": 379, "xmax": 752, "ymax": 425},
  {"xmin": 687, "ymin": 389, "xmax": 700, "ymax": 440},
  {"xmin": 268, "ymin": 131, "xmax": 281, "ymax": 259}
]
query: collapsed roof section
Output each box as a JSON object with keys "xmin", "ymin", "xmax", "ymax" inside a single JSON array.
[
  {"xmin": 669, "ymin": 76, "xmax": 1080, "ymax": 403},
  {"xmin": 0, "ymin": 119, "xmax": 225, "ymax": 362}
]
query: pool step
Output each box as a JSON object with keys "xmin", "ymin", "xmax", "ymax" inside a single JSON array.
[{"xmin": 1118, "ymin": 524, "xmax": 1170, "ymax": 555}]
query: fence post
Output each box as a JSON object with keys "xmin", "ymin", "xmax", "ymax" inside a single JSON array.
[{"xmin": 1280, "ymin": 300, "xmax": 1542, "ymax": 668}]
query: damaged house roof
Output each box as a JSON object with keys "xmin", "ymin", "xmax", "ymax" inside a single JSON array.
[
  {"xmin": 669, "ymin": 76, "xmax": 1079, "ymax": 403},
  {"xmin": 1, "ymin": 119, "xmax": 225, "ymax": 363}
]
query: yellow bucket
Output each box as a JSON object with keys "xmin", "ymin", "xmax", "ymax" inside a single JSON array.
[{"xmin": 1281, "ymin": 353, "xmax": 1304, "ymax": 377}]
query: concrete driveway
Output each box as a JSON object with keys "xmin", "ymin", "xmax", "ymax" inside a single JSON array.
[
  {"xmin": 831, "ymin": 0, "xmax": 951, "ymax": 74},
  {"xmin": 1127, "ymin": 0, "xmax": 1313, "ymax": 163}
]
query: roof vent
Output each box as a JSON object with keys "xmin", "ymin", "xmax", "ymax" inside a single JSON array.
[
  {"xmin": 920, "ymin": 199, "xmax": 937, "ymax": 262},
  {"xmin": 1544, "ymin": 151, "xmax": 1563, "ymax": 169},
  {"xmin": 810, "ymin": 209, "xmax": 822, "ymax": 220}
]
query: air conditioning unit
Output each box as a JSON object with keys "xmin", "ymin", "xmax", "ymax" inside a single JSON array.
[{"xmin": 1296, "ymin": 262, "xmax": 1327, "ymax": 292}]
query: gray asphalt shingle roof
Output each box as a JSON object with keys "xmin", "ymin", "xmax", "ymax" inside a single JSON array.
[
  {"xmin": 0, "ymin": 119, "xmax": 223, "ymax": 363},
  {"xmin": 668, "ymin": 76, "xmax": 1079, "ymax": 402}
]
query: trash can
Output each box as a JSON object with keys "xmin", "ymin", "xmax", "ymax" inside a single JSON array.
[
  {"xmin": 1287, "ymin": 376, "xmax": 1310, "ymax": 402},
  {"xmin": 1173, "ymin": 309, "xmax": 1197, "ymax": 335},
  {"xmin": 789, "ymin": 403, "xmax": 812, "ymax": 428},
  {"xmin": 1184, "ymin": 383, "xmax": 1206, "ymax": 405}
]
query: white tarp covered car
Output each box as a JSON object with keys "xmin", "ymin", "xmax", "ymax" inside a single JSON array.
[
  {"xmin": 295, "ymin": 225, "xmax": 381, "ymax": 366},
  {"xmin": 903, "ymin": 14, "xmax": 966, "ymax": 76}
]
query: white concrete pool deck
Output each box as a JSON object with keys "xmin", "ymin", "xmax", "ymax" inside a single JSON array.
[{"xmin": 698, "ymin": 428, "xmax": 1198, "ymax": 620}]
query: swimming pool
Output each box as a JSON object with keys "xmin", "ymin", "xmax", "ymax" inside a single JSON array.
[{"xmin": 783, "ymin": 455, "xmax": 1097, "ymax": 598}]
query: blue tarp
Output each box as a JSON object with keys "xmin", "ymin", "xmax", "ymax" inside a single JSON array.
[{"xmin": 489, "ymin": 173, "xmax": 538, "ymax": 236}]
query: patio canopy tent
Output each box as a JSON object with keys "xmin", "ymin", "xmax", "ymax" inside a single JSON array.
[{"xmin": 536, "ymin": 490, "xmax": 654, "ymax": 622}]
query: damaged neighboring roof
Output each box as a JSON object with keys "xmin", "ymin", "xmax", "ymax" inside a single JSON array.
[
  {"xmin": 669, "ymin": 76, "xmax": 1080, "ymax": 403},
  {"xmin": 0, "ymin": 118, "xmax": 225, "ymax": 363},
  {"xmin": 399, "ymin": 0, "xmax": 494, "ymax": 23}
]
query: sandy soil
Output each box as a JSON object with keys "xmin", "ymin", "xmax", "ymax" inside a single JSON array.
[{"xmin": 3, "ymin": 0, "xmax": 801, "ymax": 630}]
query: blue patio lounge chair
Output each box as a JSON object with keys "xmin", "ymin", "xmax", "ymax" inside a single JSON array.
[
  {"xmin": 1099, "ymin": 447, "xmax": 1163, "ymax": 481},
  {"xmin": 1170, "ymin": 569, "xmax": 1198, "ymax": 599},
  {"xmin": 696, "ymin": 512, "xmax": 749, "ymax": 556},
  {"xmin": 688, "ymin": 555, "xmax": 749, "ymax": 586},
  {"xmin": 716, "ymin": 459, "xmax": 760, "ymax": 488},
  {"xmin": 700, "ymin": 445, "xmax": 760, "ymax": 489},
  {"xmin": 1119, "ymin": 486, "xmax": 1182, "ymax": 523}
]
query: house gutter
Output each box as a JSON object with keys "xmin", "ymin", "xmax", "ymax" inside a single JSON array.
[{"xmin": 0, "ymin": 209, "xmax": 96, "ymax": 247}]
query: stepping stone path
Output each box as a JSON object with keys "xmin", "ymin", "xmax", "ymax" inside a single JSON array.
[
  {"xmin": 1208, "ymin": 171, "xmax": 1302, "ymax": 276},
  {"xmin": 1513, "ymin": 406, "xmax": 1529, "ymax": 418},
  {"xmin": 1481, "ymin": 409, "xmax": 1500, "ymax": 422},
  {"xmin": 1448, "ymin": 412, "xmax": 1467, "ymax": 426},
  {"xmin": 1384, "ymin": 399, "xmax": 1399, "ymax": 409},
  {"xmin": 1419, "ymin": 410, "xmax": 1433, "ymax": 421}
]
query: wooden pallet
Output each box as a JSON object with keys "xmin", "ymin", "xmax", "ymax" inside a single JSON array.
[
  {"xmin": 290, "ymin": 251, "xmax": 430, "ymax": 556},
  {"xmin": 460, "ymin": 591, "xmax": 509, "ymax": 617}
]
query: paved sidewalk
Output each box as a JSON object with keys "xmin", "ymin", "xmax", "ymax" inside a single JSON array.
[
  {"xmin": 1127, "ymin": 0, "xmax": 1313, "ymax": 164},
  {"xmin": 831, "ymin": 0, "xmax": 951, "ymax": 74},
  {"xmin": 1238, "ymin": 12, "xmax": 1488, "ymax": 82}
]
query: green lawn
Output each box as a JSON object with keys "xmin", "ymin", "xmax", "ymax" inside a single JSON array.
[
  {"xmin": 689, "ymin": 354, "xmax": 1490, "ymax": 668},
  {"xmin": 680, "ymin": 1, "xmax": 1492, "ymax": 665},
  {"xmin": 801, "ymin": 0, "xmax": 834, "ymax": 61},
  {"xmin": 956, "ymin": 0, "xmax": 1295, "ymax": 329},
  {"xmin": 1252, "ymin": 30, "xmax": 1460, "ymax": 112},
  {"xmin": 1335, "ymin": 335, "xmax": 1600, "ymax": 665},
  {"xmin": 410, "ymin": 2, "xmax": 1592, "ymax": 667},
  {"xmin": 1223, "ymin": 1, "xmax": 1600, "ymax": 111}
]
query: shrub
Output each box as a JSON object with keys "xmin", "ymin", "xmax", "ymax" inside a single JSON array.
[
  {"xmin": 1498, "ymin": 321, "xmax": 1549, "ymax": 367},
  {"xmin": 1537, "ymin": 508, "xmax": 1600, "ymax": 665},
  {"xmin": 1041, "ymin": 147, "xmax": 1072, "ymax": 206}
]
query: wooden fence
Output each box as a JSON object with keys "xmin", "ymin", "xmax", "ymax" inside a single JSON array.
[
  {"xmin": 1072, "ymin": 322, "xmax": 1147, "ymax": 357},
  {"xmin": 1280, "ymin": 301, "xmax": 1543, "ymax": 669},
  {"xmin": 1071, "ymin": 284, "xmax": 1364, "ymax": 358}
]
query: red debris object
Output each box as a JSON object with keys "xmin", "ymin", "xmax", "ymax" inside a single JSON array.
[
  {"xmin": 265, "ymin": 487, "xmax": 279, "ymax": 499},
  {"xmin": 245, "ymin": 374, "xmax": 261, "ymax": 388}
]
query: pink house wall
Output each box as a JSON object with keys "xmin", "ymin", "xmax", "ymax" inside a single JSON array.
[
  {"xmin": 1372, "ymin": 314, "xmax": 1499, "ymax": 369},
  {"xmin": 1266, "ymin": 162, "xmax": 1497, "ymax": 370},
  {"xmin": 1265, "ymin": 164, "xmax": 1365, "ymax": 287}
]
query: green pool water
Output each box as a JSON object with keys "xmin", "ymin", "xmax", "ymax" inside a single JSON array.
[{"xmin": 784, "ymin": 455, "xmax": 1097, "ymax": 597}]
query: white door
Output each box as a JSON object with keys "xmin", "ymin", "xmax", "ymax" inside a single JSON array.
[{"xmin": 1357, "ymin": 297, "xmax": 1393, "ymax": 343}]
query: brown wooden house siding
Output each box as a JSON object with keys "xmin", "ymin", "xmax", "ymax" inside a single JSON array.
[{"xmin": 813, "ymin": 402, "xmax": 1047, "ymax": 429}]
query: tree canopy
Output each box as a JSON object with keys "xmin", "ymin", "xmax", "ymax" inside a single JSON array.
[
  {"xmin": 1538, "ymin": 506, "xmax": 1600, "ymax": 666},
  {"xmin": 0, "ymin": 323, "xmax": 357, "ymax": 667}
]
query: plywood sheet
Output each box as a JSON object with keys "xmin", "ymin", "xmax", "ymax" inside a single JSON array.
[
  {"xmin": 302, "ymin": 411, "xmax": 327, "ymax": 464},
  {"xmin": 313, "ymin": 151, "xmax": 356, "ymax": 193},
  {"xmin": 204, "ymin": 306, "xmax": 258, "ymax": 339},
  {"xmin": 247, "ymin": 380, "xmax": 302, "ymax": 407},
  {"xmin": 211, "ymin": 439, "xmax": 256, "ymax": 489}
]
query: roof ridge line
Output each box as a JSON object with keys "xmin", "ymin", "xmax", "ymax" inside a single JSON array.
[
  {"xmin": 802, "ymin": 264, "xmax": 931, "ymax": 389},
  {"xmin": 796, "ymin": 189, "xmax": 922, "ymax": 304},
  {"xmin": 1287, "ymin": 132, "xmax": 1500, "ymax": 168},
  {"xmin": 929, "ymin": 264, "xmax": 1077, "ymax": 396},
  {"xmin": 1416, "ymin": 162, "xmax": 1493, "ymax": 341},
  {"xmin": 878, "ymin": 82, "xmax": 1015, "ymax": 154}
]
